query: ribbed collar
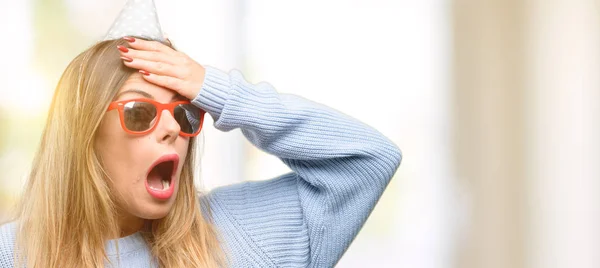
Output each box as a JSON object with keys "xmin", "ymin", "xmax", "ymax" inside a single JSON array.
[{"xmin": 105, "ymin": 231, "xmax": 148, "ymax": 257}]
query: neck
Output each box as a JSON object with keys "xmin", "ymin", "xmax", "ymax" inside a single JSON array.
[{"xmin": 116, "ymin": 210, "xmax": 145, "ymax": 238}]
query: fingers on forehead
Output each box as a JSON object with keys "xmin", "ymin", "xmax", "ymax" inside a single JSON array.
[{"xmin": 128, "ymin": 38, "xmax": 171, "ymax": 52}]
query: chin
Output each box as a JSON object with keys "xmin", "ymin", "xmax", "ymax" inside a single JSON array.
[{"xmin": 138, "ymin": 202, "xmax": 176, "ymax": 220}]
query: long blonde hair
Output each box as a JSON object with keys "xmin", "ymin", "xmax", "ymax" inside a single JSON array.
[{"xmin": 14, "ymin": 38, "xmax": 225, "ymax": 267}]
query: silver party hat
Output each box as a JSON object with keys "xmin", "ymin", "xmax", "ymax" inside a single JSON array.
[{"xmin": 104, "ymin": 0, "xmax": 165, "ymax": 41}]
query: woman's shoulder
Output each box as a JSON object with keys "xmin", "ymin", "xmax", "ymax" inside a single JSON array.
[
  {"xmin": 201, "ymin": 171, "xmax": 306, "ymax": 230},
  {"xmin": 0, "ymin": 221, "xmax": 17, "ymax": 242},
  {"xmin": 204, "ymin": 172, "xmax": 300, "ymax": 210},
  {"xmin": 0, "ymin": 221, "xmax": 17, "ymax": 265},
  {"xmin": 200, "ymin": 173, "xmax": 311, "ymax": 266}
]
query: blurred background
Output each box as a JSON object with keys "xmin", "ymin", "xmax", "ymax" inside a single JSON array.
[{"xmin": 0, "ymin": 0, "xmax": 597, "ymax": 267}]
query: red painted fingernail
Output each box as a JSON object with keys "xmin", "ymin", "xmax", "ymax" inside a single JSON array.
[
  {"xmin": 139, "ymin": 70, "xmax": 150, "ymax": 76},
  {"xmin": 123, "ymin": 36, "xmax": 135, "ymax": 42},
  {"xmin": 117, "ymin": 45, "xmax": 129, "ymax": 53},
  {"xmin": 120, "ymin": 56, "xmax": 133, "ymax": 62}
]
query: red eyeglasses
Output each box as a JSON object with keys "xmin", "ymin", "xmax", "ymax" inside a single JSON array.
[{"xmin": 107, "ymin": 98, "xmax": 205, "ymax": 137}]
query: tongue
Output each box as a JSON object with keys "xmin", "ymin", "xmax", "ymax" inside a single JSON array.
[{"xmin": 147, "ymin": 168, "xmax": 164, "ymax": 190}]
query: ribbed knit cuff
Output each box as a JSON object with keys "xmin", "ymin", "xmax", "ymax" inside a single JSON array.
[{"xmin": 191, "ymin": 66, "xmax": 232, "ymax": 122}]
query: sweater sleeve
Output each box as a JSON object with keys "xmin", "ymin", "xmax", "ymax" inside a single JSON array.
[{"xmin": 192, "ymin": 66, "xmax": 402, "ymax": 267}]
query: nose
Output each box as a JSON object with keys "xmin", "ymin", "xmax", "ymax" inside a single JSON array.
[{"xmin": 156, "ymin": 109, "xmax": 180, "ymax": 143}]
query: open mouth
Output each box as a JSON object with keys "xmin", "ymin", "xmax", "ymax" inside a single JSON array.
[
  {"xmin": 148, "ymin": 160, "xmax": 174, "ymax": 190},
  {"xmin": 145, "ymin": 154, "xmax": 179, "ymax": 200}
]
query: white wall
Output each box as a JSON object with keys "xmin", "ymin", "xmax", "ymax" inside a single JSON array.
[{"xmin": 526, "ymin": 1, "xmax": 600, "ymax": 267}]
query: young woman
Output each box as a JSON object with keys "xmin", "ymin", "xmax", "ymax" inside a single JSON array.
[{"xmin": 0, "ymin": 37, "xmax": 401, "ymax": 267}]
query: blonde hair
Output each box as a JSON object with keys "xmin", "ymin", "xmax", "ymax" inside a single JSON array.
[{"xmin": 14, "ymin": 38, "xmax": 225, "ymax": 267}]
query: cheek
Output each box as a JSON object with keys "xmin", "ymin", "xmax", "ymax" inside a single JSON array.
[
  {"xmin": 176, "ymin": 138, "xmax": 190, "ymax": 168},
  {"xmin": 96, "ymin": 113, "xmax": 121, "ymax": 163},
  {"xmin": 95, "ymin": 113, "xmax": 145, "ymax": 186}
]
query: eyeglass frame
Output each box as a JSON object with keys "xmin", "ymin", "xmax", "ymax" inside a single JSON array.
[{"xmin": 106, "ymin": 98, "xmax": 205, "ymax": 137}]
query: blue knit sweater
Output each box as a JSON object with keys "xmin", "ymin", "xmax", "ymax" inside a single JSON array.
[{"xmin": 0, "ymin": 66, "xmax": 402, "ymax": 267}]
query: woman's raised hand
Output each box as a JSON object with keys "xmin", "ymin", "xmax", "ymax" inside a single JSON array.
[{"xmin": 117, "ymin": 37, "xmax": 206, "ymax": 100}]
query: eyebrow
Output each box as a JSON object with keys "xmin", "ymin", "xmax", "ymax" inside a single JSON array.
[{"xmin": 116, "ymin": 89, "xmax": 187, "ymax": 102}]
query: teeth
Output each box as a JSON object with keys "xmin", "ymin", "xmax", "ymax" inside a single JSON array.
[{"xmin": 162, "ymin": 179, "xmax": 170, "ymax": 189}]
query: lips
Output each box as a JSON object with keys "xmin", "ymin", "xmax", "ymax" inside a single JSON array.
[{"xmin": 145, "ymin": 154, "xmax": 179, "ymax": 200}]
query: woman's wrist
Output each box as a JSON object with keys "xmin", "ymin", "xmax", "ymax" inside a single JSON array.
[{"xmin": 191, "ymin": 65, "xmax": 206, "ymax": 100}]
